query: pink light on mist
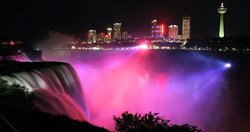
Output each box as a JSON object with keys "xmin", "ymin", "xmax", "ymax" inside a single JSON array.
[{"xmin": 71, "ymin": 51, "xmax": 226, "ymax": 131}]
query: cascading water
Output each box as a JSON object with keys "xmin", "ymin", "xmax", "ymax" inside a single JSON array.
[
  {"xmin": 0, "ymin": 53, "xmax": 30, "ymax": 62},
  {"xmin": 1, "ymin": 61, "xmax": 88, "ymax": 121}
]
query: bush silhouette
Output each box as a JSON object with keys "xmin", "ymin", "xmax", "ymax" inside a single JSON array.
[
  {"xmin": 0, "ymin": 77, "xmax": 34, "ymax": 109},
  {"xmin": 114, "ymin": 111, "xmax": 201, "ymax": 132}
]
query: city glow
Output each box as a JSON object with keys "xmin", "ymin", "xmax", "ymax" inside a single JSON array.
[{"xmin": 139, "ymin": 44, "xmax": 148, "ymax": 49}]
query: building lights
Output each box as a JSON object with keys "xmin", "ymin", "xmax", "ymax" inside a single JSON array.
[
  {"xmin": 114, "ymin": 23, "xmax": 122, "ymax": 41},
  {"xmin": 182, "ymin": 17, "xmax": 191, "ymax": 40}
]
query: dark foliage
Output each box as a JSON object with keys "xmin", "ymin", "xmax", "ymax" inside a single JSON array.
[
  {"xmin": 114, "ymin": 111, "xmax": 201, "ymax": 132},
  {"xmin": 0, "ymin": 78, "xmax": 34, "ymax": 109}
]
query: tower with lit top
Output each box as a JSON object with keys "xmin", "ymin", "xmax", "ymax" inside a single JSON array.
[
  {"xmin": 169, "ymin": 25, "xmax": 178, "ymax": 39},
  {"xmin": 182, "ymin": 17, "xmax": 191, "ymax": 41},
  {"xmin": 218, "ymin": 2, "xmax": 227, "ymax": 38},
  {"xmin": 113, "ymin": 23, "xmax": 122, "ymax": 41},
  {"xmin": 151, "ymin": 19, "xmax": 163, "ymax": 39},
  {"xmin": 107, "ymin": 28, "xmax": 112, "ymax": 40}
]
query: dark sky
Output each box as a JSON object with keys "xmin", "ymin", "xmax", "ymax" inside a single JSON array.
[{"xmin": 0, "ymin": 0, "xmax": 250, "ymax": 41}]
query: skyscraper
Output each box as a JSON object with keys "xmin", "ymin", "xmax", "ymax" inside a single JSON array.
[
  {"xmin": 113, "ymin": 23, "xmax": 122, "ymax": 41},
  {"xmin": 88, "ymin": 30, "xmax": 97, "ymax": 43},
  {"xmin": 168, "ymin": 25, "xmax": 178, "ymax": 39},
  {"xmin": 151, "ymin": 19, "xmax": 162, "ymax": 39},
  {"xmin": 218, "ymin": 3, "xmax": 227, "ymax": 38},
  {"xmin": 97, "ymin": 33, "xmax": 105, "ymax": 43},
  {"xmin": 122, "ymin": 31, "xmax": 128, "ymax": 40},
  {"xmin": 182, "ymin": 17, "xmax": 191, "ymax": 40},
  {"xmin": 107, "ymin": 28, "xmax": 112, "ymax": 40}
]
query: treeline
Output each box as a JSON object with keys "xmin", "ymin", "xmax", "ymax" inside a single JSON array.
[{"xmin": 186, "ymin": 37, "xmax": 250, "ymax": 51}]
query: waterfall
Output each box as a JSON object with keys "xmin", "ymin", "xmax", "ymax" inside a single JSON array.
[
  {"xmin": 1, "ymin": 61, "xmax": 88, "ymax": 121},
  {"xmin": 0, "ymin": 53, "xmax": 30, "ymax": 62}
]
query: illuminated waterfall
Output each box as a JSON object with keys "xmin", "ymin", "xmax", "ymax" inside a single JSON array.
[
  {"xmin": 0, "ymin": 50, "xmax": 232, "ymax": 131},
  {"xmin": 0, "ymin": 53, "xmax": 30, "ymax": 62},
  {"xmin": 2, "ymin": 62, "xmax": 88, "ymax": 121}
]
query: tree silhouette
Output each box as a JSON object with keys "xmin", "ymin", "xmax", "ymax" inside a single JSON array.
[
  {"xmin": 0, "ymin": 77, "xmax": 34, "ymax": 109},
  {"xmin": 114, "ymin": 111, "xmax": 201, "ymax": 132}
]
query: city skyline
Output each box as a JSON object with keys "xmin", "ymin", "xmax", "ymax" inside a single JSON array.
[
  {"xmin": 0, "ymin": 0, "xmax": 250, "ymax": 42},
  {"xmin": 82, "ymin": 18, "xmax": 187, "ymax": 44}
]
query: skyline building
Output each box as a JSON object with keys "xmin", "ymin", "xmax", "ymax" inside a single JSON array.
[
  {"xmin": 182, "ymin": 17, "xmax": 191, "ymax": 40},
  {"xmin": 218, "ymin": 3, "xmax": 227, "ymax": 38},
  {"xmin": 107, "ymin": 28, "xmax": 112, "ymax": 40},
  {"xmin": 113, "ymin": 23, "xmax": 122, "ymax": 41},
  {"xmin": 151, "ymin": 19, "xmax": 163, "ymax": 39},
  {"xmin": 87, "ymin": 30, "xmax": 97, "ymax": 43},
  {"xmin": 97, "ymin": 33, "xmax": 105, "ymax": 43},
  {"xmin": 168, "ymin": 25, "xmax": 178, "ymax": 39},
  {"xmin": 122, "ymin": 31, "xmax": 128, "ymax": 40}
]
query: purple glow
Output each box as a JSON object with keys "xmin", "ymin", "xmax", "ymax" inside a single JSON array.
[{"xmin": 68, "ymin": 51, "xmax": 227, "ymax": 131}]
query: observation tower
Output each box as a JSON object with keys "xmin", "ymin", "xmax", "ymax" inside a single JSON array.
[{"xmin": 218, "ymin": 2, "xmax": 227, "ymax": 38}]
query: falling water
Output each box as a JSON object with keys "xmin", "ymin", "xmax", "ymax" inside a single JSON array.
[
  {"xmin": 1, "ymin": 62, "xmax": 88, "ymax": 121},
  {"xmin": 0, "ymin": 53, "xmax": 30, "ymax": 62}
]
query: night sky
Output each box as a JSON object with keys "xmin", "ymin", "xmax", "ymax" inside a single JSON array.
[{"xmin": 0, "ymin": 0, "xmax": 250, "ymax": 41}]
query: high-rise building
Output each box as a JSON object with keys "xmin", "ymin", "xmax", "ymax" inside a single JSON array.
[
  {"xmin": 107, "ymin": 28, "xmax": 112, "ymax": 40},
  {"xmin": 218, "ymin": 3, "xmax": 227, "ymax": 38},
  {"xmin": 151, "ymin": 19, "xmax": 162, "ymax": 39},
  {"xmin": 182, "ymin": 17, "xmax": 191, "ymax": 40},
  {"xmin": 113, "ymin": 23, "xmax": 122, "ymax": 41},
  {"xmin": 122, "ymin": 31, "xmax": 128, "ymax": 40},
  {"xmin": 88, "ymin": 30, "xmax": 97, "ymax": 43},
  {"xmin": 168, "ymin": 25, "xmax": 178, "ymax": 39},
  {"xmin": 97, "ymin": 33, "xmax": 105, "ymax": 43}
]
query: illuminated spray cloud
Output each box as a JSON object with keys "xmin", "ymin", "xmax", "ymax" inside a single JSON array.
[
  {"xmin": 70, "ymin": 50, "xmax": 230, "ymax": 131},
  {"xmin": 2, "ymin": 47, "xmax": 231, "ymax": 132}
]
